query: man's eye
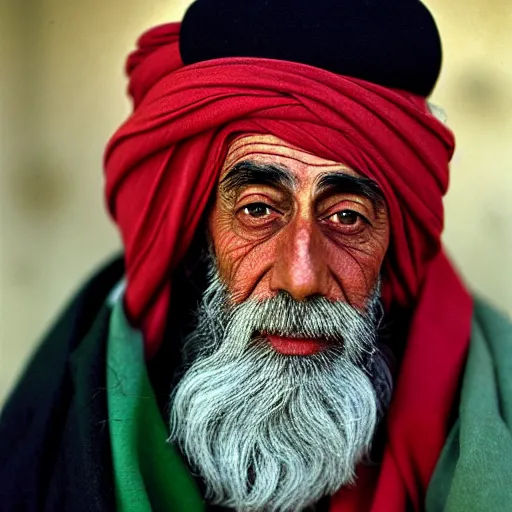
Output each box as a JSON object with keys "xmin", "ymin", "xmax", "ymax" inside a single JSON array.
[
  {"xmin": 327, "ymin": 210, "xmax": 363, "ymax": 225},
  {"xmin": 242, "ymin": 203, "xmax": 273, "ymax": 218}
]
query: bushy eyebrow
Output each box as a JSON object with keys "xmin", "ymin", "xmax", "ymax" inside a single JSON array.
[
  {"xmin": 316, "ymin": 172, "xmax": 385, "ymax": 209},
  {"xmin": 219, "ymin": 160, "xmax": 296, "ymax": 197}
]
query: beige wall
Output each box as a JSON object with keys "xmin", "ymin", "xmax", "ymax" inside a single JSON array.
[{"xmin": 1, "ymin": 0, "xmax": 511, "ymax": 403}]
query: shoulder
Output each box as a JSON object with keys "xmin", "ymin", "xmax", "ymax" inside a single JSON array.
[
  {"xmin": 426, "ymin": 297, "xmax": 512, "ymax": 511},
  {"xmin": 471, "ymin": 295, "xmax": 512, "ymax": 360},
  {"xmin": 1, "ymin": 254, "xmax": 125, "ymax": 418},
  {"xmin": 473, "ymin": 295, "xmax": 512, "ymax": 330},
  {"xmin": 0, "ymin": 255, "xmax": 124, "ymax": 510}
]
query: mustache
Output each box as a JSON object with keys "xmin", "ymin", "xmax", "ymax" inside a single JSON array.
[
  {"xmin": 252, "ymin": 288, "xmax": 379, "ymax": 329},
  {"xmin": 233, "ymin": 292, "xmax": 380, "ymax": 361}
]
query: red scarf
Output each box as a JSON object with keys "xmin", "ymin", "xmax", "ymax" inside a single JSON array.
[{"xmin": 104, "ymin": 23, "xmax": 472, "ymax": 510}]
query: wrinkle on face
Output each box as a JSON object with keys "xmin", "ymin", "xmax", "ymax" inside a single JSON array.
[{"xmin": 208, "ymin": 134, "xmax": 390, "ymax": 310}]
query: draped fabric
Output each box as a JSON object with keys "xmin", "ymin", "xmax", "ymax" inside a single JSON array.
[{"xmin": 104, "ymin": 23, "xmax": 473, "ymax": 510}]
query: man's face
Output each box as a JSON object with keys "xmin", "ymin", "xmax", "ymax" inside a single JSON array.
[
  {"xmin": 209, "ymin": 134, "xmax": 390, "ymax": 314},
  {"xmin": 169, "ymin": 134, "xmax": 393, "ymax": 512}
]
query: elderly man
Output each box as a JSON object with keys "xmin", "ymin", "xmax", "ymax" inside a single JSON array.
[{"xmin": 1, "ymin": 0, "xmax": 511, "ymax": 511}]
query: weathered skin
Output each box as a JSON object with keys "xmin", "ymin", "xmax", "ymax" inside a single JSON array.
[{"xmin": 209, "ymin": 134, "xmax": 390, "ymax": 311}]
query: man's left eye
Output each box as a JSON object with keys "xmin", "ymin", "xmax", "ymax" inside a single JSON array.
[
  {"xmin": 327, "ymin": 210, "xmax": 364, "ymax": 225},
  {"xmin": 242, "ymin": 203, "xmax": 273, "ymax": 218}
]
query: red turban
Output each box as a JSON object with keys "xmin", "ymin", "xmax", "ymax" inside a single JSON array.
[{"xmin": 105, "ymin": 22, "xmax": 473, "ymax": 511}]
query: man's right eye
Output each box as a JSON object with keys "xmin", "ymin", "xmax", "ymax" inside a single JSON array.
[{"xmin": 242, "ymin": 203, "xmax": 273, "ymax": 218}]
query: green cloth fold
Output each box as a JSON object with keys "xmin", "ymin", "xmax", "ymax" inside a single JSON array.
[
  {"xmin": 106, "ymin": 298, "xmax": 205, "ymax": 512},
  {"xmin": 427, "ymin": 297, "xmax": 512, "ymax": 511}
]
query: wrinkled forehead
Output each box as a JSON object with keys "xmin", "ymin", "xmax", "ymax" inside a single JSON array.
[{"xmin": 220, "ymin": 134, "xmax": 363, "ymax": 181}]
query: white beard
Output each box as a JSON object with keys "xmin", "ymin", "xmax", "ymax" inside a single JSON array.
[{"xmin": 169, "ymin": 265, "xmax": 393, "ymax": 512}]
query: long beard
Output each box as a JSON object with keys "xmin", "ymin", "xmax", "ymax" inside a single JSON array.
[{"xmin": 169, "ymin": 264, "xmax": 393, "ymax": 512}]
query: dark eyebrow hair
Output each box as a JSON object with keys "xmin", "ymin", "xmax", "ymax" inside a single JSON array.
[
  {"xmin": 316, "ymin": 172, "xmax": 385, "ymax": 208},
  {"xmin": 219, "ymin": 160, "xmax": 295, "ymax": 197}
]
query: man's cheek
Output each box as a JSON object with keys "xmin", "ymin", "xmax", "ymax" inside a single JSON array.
[
  {"xmin": 215, "ymin": 234, "xmax": 279, "ymax": 302},
  {"xmin": 332, "ymin": 257, "xmax": 381, "ymax": 308}
]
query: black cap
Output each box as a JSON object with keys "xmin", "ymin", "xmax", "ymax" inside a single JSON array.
[{"xmin": 180, "ymin": 0, "xmax": 442, "ymax": 97}]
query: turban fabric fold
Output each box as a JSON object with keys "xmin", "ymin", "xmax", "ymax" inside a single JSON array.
[{"xmin": 104, "ymin": 23, "xmax": 472, "ymax": 511}]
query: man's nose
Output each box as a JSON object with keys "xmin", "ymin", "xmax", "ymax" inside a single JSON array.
[{"xmin": 270, "ymin": 220, "xmax": 331, "ymax": 301}]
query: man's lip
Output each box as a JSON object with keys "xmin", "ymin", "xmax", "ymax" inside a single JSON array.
[{"xmin": 265, "ymin": 334, "xmax": 329, "ymax": 356}]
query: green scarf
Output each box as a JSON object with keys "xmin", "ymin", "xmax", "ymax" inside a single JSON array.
[
  {"xmin": 107, "ymin": 295, "xmax": 512, "ymax": 511},
  {"xmin": 106, "ymin": 298, "xmax": 204, "ymax": 512},
  {"xmin": 426, "ymin": 298, "xmax": 512, "ymax": 510}
]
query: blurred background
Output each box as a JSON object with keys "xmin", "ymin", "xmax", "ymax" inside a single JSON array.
[{"xmin": 1, "ymin": 0, "xmax": 511, "ymax": 404}]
